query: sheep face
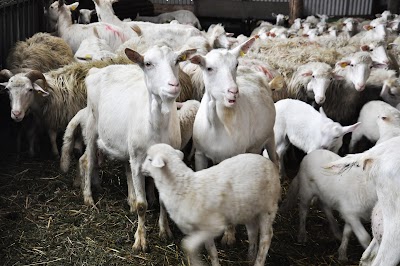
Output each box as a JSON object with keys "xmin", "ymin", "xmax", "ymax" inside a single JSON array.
[
  {"xmin": 272, "ymin": 13, "xmax": 288, "ymax": 26},
  {"xmin": 78, "ymin": 9, "xmax": 95, "ymax": 24},
  {"xmin": 335, "ymin": 52, "xmax": 373, "ymax": 91},
  {"xmin": 361, "ymin": 44, "xmax": 389, "ymax": 66},
  {"xmin": 190, "ymin": 37, "xmax": 256, "ymax": 108},
  {"xmin": 381, "ymin": 79, "xmax": 400, "ymax": 107},
  {"xmin": 305, "ymin": 73, "xmax": 332, "ymax": 104},
  {"xmin": 142, "ymin": 143, "xmax": 184, "ymax": 176},
  {"xmin": 125, "ymin": 46, "xmax": 196, "ymax": 102},
  {"xmin": 0, "ymin": 74, "xmax": 48, "ymax": 122}
]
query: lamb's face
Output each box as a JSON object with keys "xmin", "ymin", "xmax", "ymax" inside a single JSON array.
[
  {"xmin": 363, "ymin": 44, "xmax": 389, "ymax": 66},
  {"xmin": 319, "ymin": 120, "xmax": 360, "ymax": 153},
  {"xmin": 142, "ymin": 144, "xmax": 184, "ymax": 176}
]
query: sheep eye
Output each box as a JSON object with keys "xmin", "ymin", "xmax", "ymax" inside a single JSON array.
[
  {"xmin": 370, "ymin": 49, "xmax": 373, "ymax": 51},
  {"xmin": 236, "ymin": 63, "xmax": 239, "ymax": 68},
  {"xmin": 207, "ymin": 67, "xmax": 213, "ymax": 72},
  {"xmin": 29, "ymin": 88, "xmax": 33, "ymax": 92},
  {"xmin": 350, "ymin": 64, "xmax": 354, "ymax": 67},
  {"xmin": 330, "ymin": 77, "xmax": 333, "ymax": 80},
  {"xmin": 145, "ymin": 62, "xmax": 152, "ymax": 67},
  {"xmin": 312, "ymin": 75, "xmax": 315, "ymax": 78}
]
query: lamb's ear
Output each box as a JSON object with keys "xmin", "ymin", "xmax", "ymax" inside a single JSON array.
[
  {"xmin": 336, "ymin": 60, "xmax": 350, "ymax": 68},
  {"xmin": 230, "ymin": 36, "xmax": 256, "ymax": 58},
  {"xmin": 68, "ymin": 2, "xmax": 79, "ymax": 11},
  {"xmin": 301, "ymin": 70, "xmax": 313, "ymax": 77},
  {"xmin": 189, "ymin": 54, "xmax": 206, "ymax": 67},
  {"xmin": 342, "ymin": 122, "xmax": 361, "ymax": 135},
  {"xmin": 363, "ymin": 25, "xmax": 373, "ymax": 31},
  {"xmin": 151, "ymin": 155, "xmax": 165, "ymax": 168},
  {"xmin": 125, "ymin": 48, "xmax": 144, "ymax": 67},
  {"xmin": 362, "ymin": 158, "xmax": 373, "ymax": 171},
  {"xmin": 33, "ymin": 83, "xmax": 50, "ymax": 97},
  {"xmin": 175, "ymin": 149, "xmax": 184, "ymax": 160},
  {"xmin": 372, "ymin": 61, "xmax": 388, "ymax": 69},
  {"xmin": 360, "ymin": 45, "xmax": 370, "ymax": 52},
  {"xmin": 177, "ymin": 49, "xmax": 197, "ymax": 62}
]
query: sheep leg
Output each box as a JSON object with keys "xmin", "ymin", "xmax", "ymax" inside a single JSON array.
[
  {"xmin": 205, "ymin": 239, "xmax": 220, "ymax": 266},
  {"xmin": 130, "ymin": 157, "xmax": 148, "ymax": 253},
  {"xmin": 347, "ymin": 216, "xmax": 371, "ymax": 249},
  {"xmin": 182, "ymin": 231, "xmax": 215, "ymax": 266},
  {"xmin": 264, "ymin": 134, "xmax": 279, "ymax": 166},
  {"xmin": 195, "ymin": 150, "xmax": 208, "ymax": 171},
  {"xmin": 360, "ymin": 238, "xmax": 379, "ymax": 266},
  {"xmin": 245, "ymin": 219, "xmax": 259, "ymax": 262},
  {"xmin": 82, "ymin": 122, "xmax": 97, "ymax": 206},
  {"xmin": 48, "ymin": 129, "xmax": 59, "ymax": 158},
  {"xmin": 159, "ymin": 200, "xmax": 173, "ymax": 240},
  {"xmin": 321, "ymin": 205, "xmax": 342, "ymax": 241},
  {"xmin": 125, "ymin": 163, "xmax": 136, "ymax": 212},
  {"xmin": 276, "ymin": 138, "xmax": 289, "ymax": 179},
  {"xmin": 254, "ymin": 211, "xmax": 276, "ymax": 266},
  {"xmin": 77, "ymin": 153, "xmax": 86, "ymax": 188},
  {"xmin": 349, "ymin": 129, "xmax": 363, "ymax": 153},
  {"xmin": 338, "ymin": 223, "xmax": 352, "ymax": 261},
  {"xmin": 371, "ymin": 222, "xmax": 400, "ymax": 266},
  {"xmin": 298, "ymin": 193, "xmax": 312, "ymax": 243},
  {"xmin": 221, "ymin": 225, "xmax": 236, "ymax": 246}
]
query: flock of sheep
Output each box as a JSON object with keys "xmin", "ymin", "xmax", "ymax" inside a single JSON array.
[{"xmin": 1, "ymin": 0, "xmax": 400, "ymax": 265}]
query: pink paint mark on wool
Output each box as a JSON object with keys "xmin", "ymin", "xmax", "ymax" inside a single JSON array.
[{"xmin": 105, "ymin": 24, "xmax": 127, "ymax": 42}]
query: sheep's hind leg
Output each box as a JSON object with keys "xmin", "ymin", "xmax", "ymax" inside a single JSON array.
[{"xmin": 221, "ymin": 225, "xmax": 236, "ymax": 246}]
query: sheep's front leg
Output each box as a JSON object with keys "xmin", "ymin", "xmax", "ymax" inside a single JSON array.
[
  {"xmin": 182, "ymin": 231, "xmax": 216, "ymax": 266},
  {"xmin": 338, "ymin": 223, "xmax": 352, "ymax": 262},
  {"xmin": 221, "ymin": 225, "xmax": 236, "ymax": 246},
  {"xmin": 245, "ymin": 219, "xmax": 259, "ymax": 262},
  {"xmin": 130, "ymin": 157, "xmax": 148, "ymax": 253},
  {"xmin": 205, "ymin": 239, "xmax": 220, "ymax": 266},
  {"xmin": 159, "ymin": 200, "xmax": 173, "ymax": 240},
  {"xmin": 125, "ymin": 163, "xmax": 136, "ymax": 212},
  {"xmin": 195, "ymin": 150, "xmax": 208, "ymax": 171},
  {"xmin": 48, "ymin": 129, "xmax": 59, "ymax": 158},
  {"xmin": 264, "ymin": 134, "xmax": 279, "ymax": 166},
  {"xmin": 82, "ymin": 124, "xmax": 98, "ymax": 206}
]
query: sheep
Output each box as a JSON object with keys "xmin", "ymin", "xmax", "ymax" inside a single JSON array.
[
  {"xmin": 282, "ymin": 149, "xmax": 377, "ymax": 261},
  {"xmin": 317, "ymin": 14, "xmax": 330, "ymax": 24},
  {"xmin": 342, "ymin": 17, "xmax": 359, "ymax": 37},
  {"xmin": 78, "ymin": 8, "xmax": 95, "ymax": 24},
  {"xmin": 135, "ymin": 10, "xmax": 201, "ymax": 29},
  {"xmin": 82, "ymin": 45, "xmax": 196, "ymax": 252},
  {"xmin": 141, "ymin": 143, "xmax": 281, "ymax": 266},
  {"xmin": 324, "ymin": 136, "xmax": 400, "ymax": 266},
  {"xmin": 0, "ymin": 56, "xmax": 134, "ymax": 157},
  {"xmin": 380, "ymin": 78, "xmax": 400, "ymax": 107},
  {"xmin": 349, "ymin": 101, "xmax": 400, "ymax": 152},
  {"xmin": 53, "ymin": 0, "xmax": 133, "ymax": 53},
  {"xmin": 350, "ymin": 23, "xmax": 388, "ymax": 44},
  {"xmin": 6, "ymin": 32, "xmax": 74, "ymax": 72},
  {"xmin": 271, "ymin": 13, "xmax": 288, "ymax": 26},
  {"xmin": 274, "ymin": 99, "xmax": 360, "ymax": 177},
  {"xmin": 205, "ymin": 24, "xmax": 235, "ymax": 49},
  {"xmin": 74, "ymin": 36, "xmax": 116, "ymax": 62},
  {"xmin": 287, "ymin": 62, "xmax": 340, "ymax": 105}
]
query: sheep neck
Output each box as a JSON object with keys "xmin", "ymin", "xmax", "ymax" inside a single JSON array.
[
  {"xmin": 148, "ymin": 93, "xmax": 174, "ymax": 134},
  {"xmin": 57, "ymin": 7, "xmax": 72, "ymax": 37}
]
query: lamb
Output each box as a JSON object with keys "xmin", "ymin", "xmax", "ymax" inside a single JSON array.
[
  {"xmin": 274, "ymin": 99, "xmax": 359, "ymax": 176},
  {"xmin": 324, "ymin": 136, "xmax": 400, "ymax": 266},
  {"xmin": 141, "ymin": 143, "xmax": 281, "ymax": 266},
  {"xmin": 78, "ymin": 8, "xmax": 95, "ymax": 24},
  {"xmin": 82, "ymin": 45, "xmax": 196, "ymax": 252},
  {"xmin": 349, "ymin": 101, "xmax": 400, "ymax": 152},
  {"xmin": 53, "ymin": 0, "xmax": 134, "ymax": 53},
  {"xmin": 272, "ymin": 13, "xmax": 288, "ymax": 26},
  {"xmin": 282, "ymin": 149, "xmax": 377, "ymax": 261}
]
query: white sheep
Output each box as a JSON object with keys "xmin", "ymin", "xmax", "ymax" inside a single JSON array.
[
  {"xmin": 380, "ymin": 78, "xmax": 400, "ymax": 107},
  {"xmin": 282, "ymin": 149, "xmax": 377, "ymax": 261},
  {"xmin": 52, "ymin": 0, "xmax": 133, "ymax": 53},
  {"xmin": 349, "ymin": 101, "xmax": 400, "ymax": 152},
  {"xmin": 274, "ymin": 99, "xmax": 359, "ymax": 176},
  {"xmin": 135, "ymin": 10, "xmax": 201, "ymax": 29},
  {"xmin": 141, "ymin": 143, "xmax": 281, "ymax": 266},
  {"xmin": 74, "ymin": 36, "xmax": 116, "ymax": 62},
  {"xmin": 78, "ymin": 8, "xmax": 95, "ymax": 24},
  {"xmin": 82, "ymin": 45, "xmax": 195, "ymax": 252},
  {"xmin": 325, "ymin": 136, "xmax": 400, "ymax": 266},
  {"xmin": 272, "ymin": 13, "xmax": 288, "ymax": 26}
]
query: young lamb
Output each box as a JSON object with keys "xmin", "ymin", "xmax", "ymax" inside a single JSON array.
[
  {"xmin": 78, "ymin": 8, "xmax": 95, "ymax": 24},
  {"xmin": 274, "ymin": 99, "xmax": 359, "ymax": 176},
  {"xmin": 282, "ymin": 149, "xmax": 377, "ymax": 261},
  {"xmin": 82, "ymin": 45, "xmax": 195, "ymax": 252},
  {"xmin": 349, "ymin": 101, "xmax": 400, "ymax": 152},
  {"xmin": 141, "ymin": 143, "xmax": 281, "ymax": 266},
  {"xmin": 325, "ymin": 136, "xmax": 400, "ymax": 266}
]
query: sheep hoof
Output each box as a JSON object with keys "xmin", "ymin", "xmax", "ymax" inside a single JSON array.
[
  {"xmin": 84, "ymin": 196, "xmax": 94, "ymax": 206},
  {"xmin": 132, "ymin": 237, "xmax": 148, "ymax": 253}
]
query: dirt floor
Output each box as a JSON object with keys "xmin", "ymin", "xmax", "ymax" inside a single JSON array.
[{"xmin": 0, "ymin": 145, "xmax": 367, "ymax": 266}]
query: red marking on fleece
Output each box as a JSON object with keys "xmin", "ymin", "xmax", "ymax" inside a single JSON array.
[{"xmin": 105, "ymin": 24, "xmax": 127, "ymax": 42}]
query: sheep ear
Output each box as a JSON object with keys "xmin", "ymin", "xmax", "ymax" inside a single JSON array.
[
  {"xmin": 334, "ymin": 74, "xmax": 344, "ymax": 80},
  {"xmin": 189, "ymin": 55, "xmax": 206, "ymax": 67},
  {"xmin": 380, "ymin": 82, "xmax": 389, "ymax": 96},
  {"xmin": 363, "ymin": 25, "xmax": 373, "ymax": 31},
  {"xmin": 336, "ymin": 60, "xmax": 350, "ymax": 68},
  {"xmin": 125, "ymin": 48, "xmax": 144, "ymax": 66},
  {"xmin": 33, "ymin": 83, "xmax": 50, "ymax": 97},
  {"xmin": 175, "ymin": 149, "xmax": 184, "ymax": 160},
  {"xmin": 360, "ymin": 45, "xmax": 370, "ymax": 51},
  {"xmin": 301, "ymin": 71, "xmax": 313, "ymax": 77},
  {"xmin": 69, "ymin": 2, "xmax": 79, "ymax": 11},
  {"xmin": 226, "ymin": 32, "xmax": 234, "ymax": 37},
  {"xmin": 362, "ymin": 158, "xmax": 373, "ymax": 171},
  {"xmin": 230, "ymin": 36, "xmax": 256, "ymax": 58},
  {"xmin": 177, "ymin": 49, "xmax": 197, "ymax": 62},
  {"xmin": 151, "ymin": 155, "xmax": 165, "ymax": 168},
  {"xmin": 372, "ymin": 61, "xmax": 388, "ymax": 69},
  {"xmin": 0, "ymin": 82, "xmax": 7, "ymax": 88},
  {"xmin": 342, "ymin": 122, "xmax": 361, "ymax": 135}
]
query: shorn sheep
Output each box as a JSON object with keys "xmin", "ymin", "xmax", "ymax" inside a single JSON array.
[
  {"xmin": 82, "ymin": 45, "xmax": 196, "ymax": 252},
  {"xmin": 325, "ymin": 136, "xmax": 400, "ymax": 266},
  {"xmin": 282, "ymin": 149, "xmax": 377, "ymax": 261},
  {"xmin": 142, "ymin": 143, "xmax": 281, "ymax": 266}
]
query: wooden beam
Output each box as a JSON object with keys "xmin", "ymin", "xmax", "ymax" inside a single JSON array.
[{"xmin": 289, "ymin": 0, "xmax": 303, "ymax": 25}]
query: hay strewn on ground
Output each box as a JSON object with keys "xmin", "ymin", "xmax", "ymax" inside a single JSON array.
[{"xmin": 0, "ymin": 150, "xmax": 366, "ymax": 266}]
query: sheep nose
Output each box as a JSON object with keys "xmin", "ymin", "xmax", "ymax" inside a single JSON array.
[
  {"xmin": 356, "ymin": 83, "xmax": 366, "ymax": 91},
  {"xmin": 168, "ymin": 80, "xmax": 179, "ymax": 87},
  {"xmin": 12, "ymin": 110, "xmax": 21, "ymax": 117},
  {"xmin": 315, "ymin": 96, "xmax": 326, "ymax": 104},
  {"xmin": 168, "ymin": 81, "xmax": 180, "ymax": 93},
  {"xmin": 383, "ymin": 60, "xmax": 390, "ymax": 65},
  {"xmin": 228, "ymin": 87, "xmax": 238, "ymax": 95}
]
